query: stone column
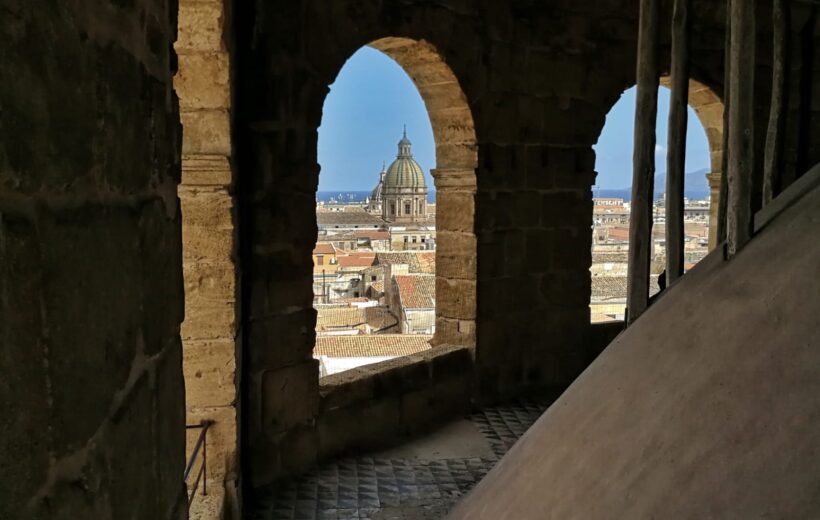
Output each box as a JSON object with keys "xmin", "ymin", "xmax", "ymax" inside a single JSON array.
[
  {"xmin": 432, "ymin": 168, "xmax": 477, "ymax": 347},
  {"xmin": 707, "ymin": 171, "xmax": 722, "ymax": 249},
  {"xmin": 176, "ymin": 0, "xmax": 239, "ymax": 517}
]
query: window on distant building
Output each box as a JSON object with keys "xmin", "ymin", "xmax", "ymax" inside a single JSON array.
[
  {"xmin": 317, "ymin": 255, "xmax": 324, "ymax": 265},
  {"xmin": 371, "ymin": 275, "xmax": 377, "ymax": 281},
  {"xmin": 391, "ymin": 203, "xmax": 396, "ymax": 216},
  {"xmin": 405, "ymin": 203, "xmax": 411, "ymax": 214},
  {"xmin": 421, "ymin": 237, "xmax": 426, "ymax": 243},
  {"xmin": 412, "ymin": 236, "xmax": 417, "ymax": 243}
]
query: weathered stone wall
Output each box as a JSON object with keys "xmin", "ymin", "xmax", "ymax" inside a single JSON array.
[
  {"xmin": 231, "ymin": 0, "xmax": 649, "ymax": 489},
  {"xmin": 226, "ymin": 0, "xmax": 819, "ymax": 494},
  {"xmin": 0, "ymin": 1, "xmax": 184, "ymax": 518},
  {"xmin": 175, "ymin": 0, "xmax": 240, "ymax": 517},
  {"xmin": 318, "ymin": 346, "xmax": 472, "ymax": 462}
]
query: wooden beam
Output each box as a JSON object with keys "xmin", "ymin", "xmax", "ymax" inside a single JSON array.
[
  {"xmin": 717, "ymin": 0, "xmax": 731, "ymax": 245},
  {"xmin": 763, "ymin": 0, "xmax": 790, "ymax": 205},
  {"xmin": 726, "ymin": 0, "xmax": 756, "ymax": 257},
  {"xmin": 666, "ymin": 0, "xmax": 690, "ymax": 283},
  {"xmin": 627, "ymin": 0, "xmax": 660, "ymax": 324}
]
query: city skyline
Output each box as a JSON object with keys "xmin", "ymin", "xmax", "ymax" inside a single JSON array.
[{"xmin": 318, "ymin": 46, "xmax": 712, "ymax": 192}]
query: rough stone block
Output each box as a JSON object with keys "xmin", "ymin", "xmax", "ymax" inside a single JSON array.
[
  {"xmin": 186, "ymin": 405, "xmax": 239, "ymax": 486},
  {"xmin": 436, "ymin": 191, "xmax": 476, "ymax": 233},
  {"xmin": 183, "ymin": 261, "xmax": 236, "ymax": 304},
  {"xmin": 181, "ymin": 298, "xmax": 235, "ymax": 341},
  {"xmin": 262, "ymin": 362, "xmax": 319, "ymax": 434},
  {"xmin": 182, "ymin": 224, "xmax": 234, "ymax": 262},
  {"xmin": 176, "ymin": 52, "xmax": 230, "ymax": 110},
  {"xmin": 183, "ymin": 339, "xmax": 237, "ymax": 408},
  {"xmin": 181, "ymin": 109, "xmax": 231, "ymax": 155},
  {"xmin": 177, "ymin": 2, "xmax": 225, "ymax": 53},
  {"xmin": 180, "ymin": 189, "xmax": 234, "ymax": 229},
  {"xmin": 436, "ymin": 277, "xmax": 477, "ymax": 320},
  {"xmin": 246, "ymin": 310, "xmax": 316, "ymax": 369}
]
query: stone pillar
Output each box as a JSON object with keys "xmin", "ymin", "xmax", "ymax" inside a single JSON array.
[
  {"xmin": 707, "ymin": 171, "xmax": 722, "ymax": 250},
  {"xmin": 432, "ymin": 168, "xmax": 477, "ymax": 347},
  {"xmin": 176, "ymin": 0, "xmax": 239, "ymax": 517}
]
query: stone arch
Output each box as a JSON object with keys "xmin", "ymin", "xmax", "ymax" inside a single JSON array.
[
  {"xmin": 590, "ymin": 78, "xmax": 725, "ymax": 322},
  {"xmin": 361, "ymin": 37, "xmax": 479, "ymax": 347},
  {"xmin": 659, "ymin": 77, "xmax": 725, "ymax": 249}
]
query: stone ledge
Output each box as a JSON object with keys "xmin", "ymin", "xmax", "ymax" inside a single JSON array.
[{"xmin": 319, "ymin": 345, "xmax": 473, "ymax": 413}]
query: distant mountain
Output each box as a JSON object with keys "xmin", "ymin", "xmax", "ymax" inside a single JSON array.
[
  {"xmin": 597, "ymin": 168, "xmax": 711, "ymax": 201},
  {"xmin": 654, "ymin": 168, "xmax": 711, "ymax": 199}
]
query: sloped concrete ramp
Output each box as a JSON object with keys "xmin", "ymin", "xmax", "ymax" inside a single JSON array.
[{"xmin": 449, "ymin": 180, "xmax": 820, "ymax": 519}]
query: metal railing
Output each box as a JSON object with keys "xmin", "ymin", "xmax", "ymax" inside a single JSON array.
[{"xmin": 185, "ymin": 420, "xmax": 215, "ymax": 509}]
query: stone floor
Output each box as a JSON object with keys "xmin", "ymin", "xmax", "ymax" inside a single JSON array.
[{"xmin": 249, "ymin": 400, "xmax": 551, "ymax": 520}]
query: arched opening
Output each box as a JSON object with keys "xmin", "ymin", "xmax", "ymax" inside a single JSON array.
[
  {"xmin": 590, "ymin": 80, "xmax": 723, "ymax": 323},
  {"xmin": 313, "ymin": 38, "xmax": 478, "ymax": 377}
]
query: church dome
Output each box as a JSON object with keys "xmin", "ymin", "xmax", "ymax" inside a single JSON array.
[
  {"xmin": 384, "ymin": 129, "xmax": 427, "ymax": 190},
  {"xmin": 370, "ymin": 164, "xmax": 386, "ymax": 200}
]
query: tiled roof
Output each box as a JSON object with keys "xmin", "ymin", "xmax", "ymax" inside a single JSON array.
[
  {"xmin": 317, "ymin": 212, "xmax": 387, "ymax": 226},
  {"xmin": 591, "ymin": 275, "xmax": 661, "ymax": 301},
  {"xmin": 316, "ymin": 307, "xmax": 365, "ymax": 331},
  {"xmin": 375, "ymin": 251, "xmax": 436, "ymax": 274},
  {"xmin": 592, "ymin": 252, "xmax": 628, "ymax": 264},
  {"xmin": 336, "ymin": 253, "xmax": 376, "ymax": 269},
  {"xmin": 364, "ymin": 306, "xmax": 398, "ymax": 331},
  {"xmin": 370, "ymin": 280, "xmax": 385, "ymax": 293},
  {"xmin": 314, "ymin": 335, "xmax": 432, "ymax": 357},
  {"xmin": 394, "ymin": 275, "xmax": 436, "ymax": 309},
  {"xmin": 313, "ymin": 242, "xmax": 336, "ymax": 255},
  {"xmin": 415, "ymin": 252, "xmax": 436, "ymax": 274},
  {"xmin": 353, "ymin": 230, "xmax": 390, "ymax": 240},
  {"xmin": 606, "ymin": 227, "xmax": 630, "ymax": 241}
]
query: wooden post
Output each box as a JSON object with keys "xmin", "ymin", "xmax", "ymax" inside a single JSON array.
[
  {"xmin": 627, "ymin": 0, "xmax": 660, "ymax": 324},
  {"xmin": 726, "ymin": 0, "xmax": 756, "ymax": 257},
  {"xmin": 666, "ymin": 0, "xmax": 690, "ymax": 283},
  {"xmin": 717, "ymin": 0, "xmax": 731, "ymax": 245},
  {"xmin": 763, "ymin": 0, "xmax": 789, "ymax": 205}
]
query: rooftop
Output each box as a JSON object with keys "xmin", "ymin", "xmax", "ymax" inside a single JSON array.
[
  {"xmin": 376, "ymin": 251, "xmax": 436, "ymax": 274},
  {"xmin": 394, "ymin": 275, "xmax": 436, "ymax": 309},
  {"xmin": 316, "ymin": 307, "xmax": 365, "ymax": 332},
  {"xmin": 336, "ymin": 253, "xmax": 377, "ymax": 269},
  {"xmin": 314, "ymin": 335, "xmax": 432, "ymax": 358},
  {"xmin": 317, "ymin": 212, "xmax": 387, "ymax": 226},
  {"xmin": 353, "ymin": 230, "xmax": 390, "ymax": 240},
  {"xmin": 313, "ymin": 242, "xmax": 336, "ymax": 255},
  {"xmin": 591, "ymin": 275, "xmax": 660, "ymax": 301}
]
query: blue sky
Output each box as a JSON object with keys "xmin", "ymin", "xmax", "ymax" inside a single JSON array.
[{"xmin": 318, "ymin": 46, "xmax": 711, "ymax": 191}]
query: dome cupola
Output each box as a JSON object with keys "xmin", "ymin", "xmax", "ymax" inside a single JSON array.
[{"xmin": 384, "ymin": 127, "xmax": 427, "ymax": 190}]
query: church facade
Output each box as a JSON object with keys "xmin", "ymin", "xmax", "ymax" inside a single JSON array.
[{"xmin": 367, "ymin": 130, "xmax": 436, "ymax": 251}]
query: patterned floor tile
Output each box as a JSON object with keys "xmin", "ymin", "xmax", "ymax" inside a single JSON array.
[{"xmin": 250, "ymin": 400, "xmax": 550, "ymax": 520}]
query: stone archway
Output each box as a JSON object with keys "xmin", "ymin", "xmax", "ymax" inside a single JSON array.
[
  {"xmin": 368, "ymin": 37, "xmax": 478, "ymax": 347},
  {"xmin": 660, "ymin": 77, "xmax": 725, "ymax": 249}
]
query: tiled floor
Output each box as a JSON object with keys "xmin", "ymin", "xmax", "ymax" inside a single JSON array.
[{"xmin": 250, "ymin": 400, "xmax": 550, "ymax": 520}]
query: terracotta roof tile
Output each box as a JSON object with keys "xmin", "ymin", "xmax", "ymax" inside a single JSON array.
[
  {"xmin": 314, "ymin": 335, "xmax": 432, "ymax": 357},
  {"xmin": 353, "ymin": 230, "xmax": 390, "ymax": 240},
  {"xmin": 315, "ymin": 307, "xmax": 365, "ymax": 331},
  {"xmin": 336, "ymin": 253, "xmax": 376, "ymax": 268},
  {"xmin": 313, "ymin": 242, "xmax": 336, "ymax": 255},
  {"xmin": 591, "ymin": 275, "xmax": 660, "ymax": 301},
  {"xmin": 364, "ymin": 306, "xmax": 398, "ymax": 331},
  {"xmin": 394, "ymin": 275, "xmax": 436, "ymax": 309},
  {"xmin": 375, "ymin": 251, "xmax": 436, "ymax": 274}
]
